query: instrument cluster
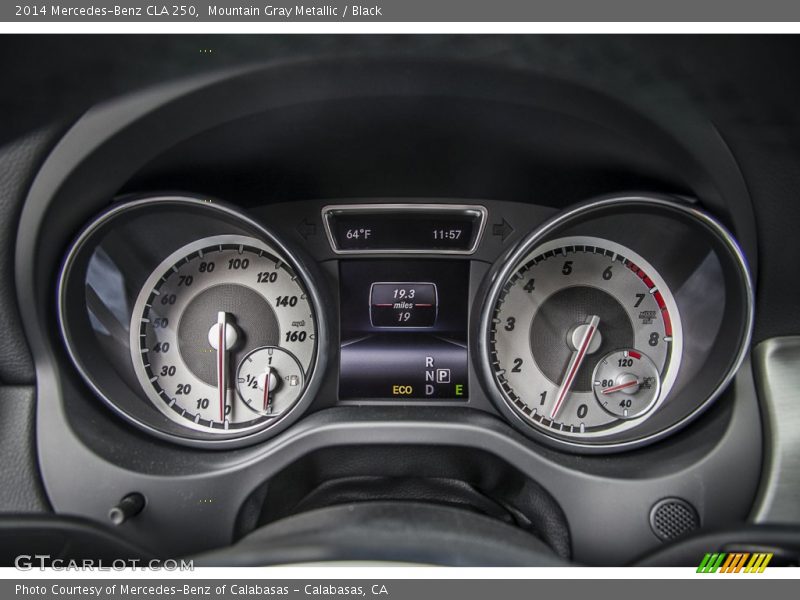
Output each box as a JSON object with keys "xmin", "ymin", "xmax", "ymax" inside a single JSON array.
[{"xmin": 57, "ymin": 192, "xmax": 752, "ymax": 452}]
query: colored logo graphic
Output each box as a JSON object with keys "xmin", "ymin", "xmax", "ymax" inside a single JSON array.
[{"xmin": 697, "ymin": 552, "xmax": 773, "ymax": 573}]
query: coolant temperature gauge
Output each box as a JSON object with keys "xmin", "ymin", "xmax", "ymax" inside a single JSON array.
[
  {"xmin": 236, "ymin": 346, "xmax": 305, "ymax": 416},
  {"xmin": 592, "ymin": 349, "xmax": 661, "ymax": 420}
]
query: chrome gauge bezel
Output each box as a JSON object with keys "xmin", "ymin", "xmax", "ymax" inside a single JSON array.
[
  {"xmin": 477, "ymin": 194, "xmax": 754, "ymax": 452},
  {"xmin": 57, "ymin": 195, "xmax": 329, "ymax": 448}
]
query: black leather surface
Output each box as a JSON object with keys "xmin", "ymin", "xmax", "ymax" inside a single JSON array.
[
  {"xmin": 195, "ymin": 502, "xmax": 566, "ymax": 567},
  {"xmin": 0, "ymin": 514, "xmax": 154, "ymax": 566},
  {"xmin": 0, "ymin": 35, "xmax": 797, "ymax": 149},
  {"xmin": 0, "ymin": 386, "xmax": 50, "ymax": 512},
  {"xmin": 0, "ymin": 126, "xmax": 65, "ymax": 385},
  {"xmin": 252, "ymin": 446, "xmax": 572, "ymax": 559},
  {"xmin": 723, "ymin": 136, "xmax": 800, "ymax": 343},
  {"xmin": 274, "ymin": 476, "xmax": 573, "ymax": 559}
]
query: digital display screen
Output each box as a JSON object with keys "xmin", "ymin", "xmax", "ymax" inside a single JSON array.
[
  {"xmin": 326, "ymin": 210, "xmax": 482, "ymax": 252},
  {"xmin": 339, "ymin": 260, "xmax": 469, "ymax": 400},
  {"xmin": 370, "ymin": 282, "xmax": 438, "ymax": 327}
]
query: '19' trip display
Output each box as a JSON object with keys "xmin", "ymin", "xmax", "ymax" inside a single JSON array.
[
  {"xmin": 339, "ymin": 260, "xmax": 469, "ymax": 400},
  {"xmin": 369, "ymin": 282, "xmax": 438, "ymax": 327}
]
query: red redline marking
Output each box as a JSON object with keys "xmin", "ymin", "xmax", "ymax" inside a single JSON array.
[
  {"xmin": 627, "ymin": 260, "xmax": 673, "ymax": 337},
  {"xmin": 653, "ymin": 291, "xmax": 667, "ymax": 310},
  {"xmin": 662, "ymin": 309, "xmax": 673, "ymax": 336},
  {"xmin": 626, "ymin": 260, "xmax": 644, "ymax": 277},
  {"xmin": 415, "ymin": 303, "xmax": 433, "ymax": 307},
  {"xmin": 629, "ymin": 350, "xmax": 642, "ymax": 359},
  {"xmin": 653, "ymin": 291, "xmax": 673, "ymax": 335},
  {"xmin": 626, "ymin": 259, "xmax": 656, "ymax": 289}
]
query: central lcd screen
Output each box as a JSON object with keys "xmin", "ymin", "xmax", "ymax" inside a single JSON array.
[
  {"xmin": 339, "ymin": 260, "xmax": 469, "ymax": 400},
  {"xmin": 329, "ymin": 212, "xmax": 480, "ymax": 252}
]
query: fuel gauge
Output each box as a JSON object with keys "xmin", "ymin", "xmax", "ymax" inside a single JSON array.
[{"xmin": 236, "ymin": 346, "xmax": 305, "ymax": 416}]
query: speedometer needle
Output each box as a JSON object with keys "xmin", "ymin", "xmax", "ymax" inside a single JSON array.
[
  {"xmin": 216, "ymin": 311, "xmax": 228, "ymax": 422},
  {"xmin": 550, "ymin": 315, "xmax": 600, "ymax": 420}
]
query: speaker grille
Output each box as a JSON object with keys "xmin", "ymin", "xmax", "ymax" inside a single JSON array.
[{"xmin": 650, "ymin": 498, "xmax": 699, "ymax": 541}]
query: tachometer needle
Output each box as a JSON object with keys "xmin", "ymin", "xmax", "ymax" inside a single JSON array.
[
  {"xmin": 550, "ymin": 315, "xmax": 600, "ymax": 420},
  {"xmin": 216, "ymin": 311, "xmax": 228, "ymax": 422}
]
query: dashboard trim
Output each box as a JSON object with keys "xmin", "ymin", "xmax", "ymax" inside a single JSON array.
[
  {"xmin": 21, "ymin": 368, "xmax": 762, "ymax": 565},
  {"xmin": 751, "ymin": 336, "xmax": 800, "ymax": 524}
]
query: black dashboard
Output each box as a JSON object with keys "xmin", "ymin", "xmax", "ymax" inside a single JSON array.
[{"xmin": 3, "ymin": 36, "xmax": 800, "ymax": 568}]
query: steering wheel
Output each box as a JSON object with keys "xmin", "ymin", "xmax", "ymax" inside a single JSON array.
[{"xmin": 192, "ymin": 502, "xmax": 568, "ymax": 567}]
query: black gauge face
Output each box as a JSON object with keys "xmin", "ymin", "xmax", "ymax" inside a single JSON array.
[
  {"xmin": 130, "ymin": 235, "xmax": 317, "ymax": 434},
  {"xmin": 488, "ymin": 236, "xmax": 683, "ymax": 441}
]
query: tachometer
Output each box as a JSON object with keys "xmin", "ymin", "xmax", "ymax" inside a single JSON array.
[
  {"xmin": 487, "ymin": 236, "xmax": 682, "ymax": 440},
  {"xmin": 130, "ymin": 235, "xmax": 317, "ymax": 433}
]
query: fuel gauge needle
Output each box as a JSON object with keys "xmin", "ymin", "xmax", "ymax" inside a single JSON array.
[
  {"xmin": 550, "ymin": 315, "xmax": 600, "ymax": 420},
  {"xmin": 216, "ymin": 311, "xmax": 228, "ymax": 422},
  {"xmin": 263, "ymin": 367, "xmax": 273, "ymax": 412}
]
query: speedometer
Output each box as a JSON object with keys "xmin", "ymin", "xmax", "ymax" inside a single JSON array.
[
  {"xmin": 487, "ymin": 236, "xmax": 683, "ymax": 440},
  {"xmin": 130, "ymin": 235, "xmax": 317, "ymax": 434}
]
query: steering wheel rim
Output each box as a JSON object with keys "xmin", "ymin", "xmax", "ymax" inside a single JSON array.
[{"xmin": 193, "ymin": 501, "xmax": 568, "ymax": 567}]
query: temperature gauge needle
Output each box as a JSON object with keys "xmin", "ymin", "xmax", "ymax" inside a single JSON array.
[
  {"xmin": 216, "ymin": 311, "xmax": 228, "ymax": 422},
  {"xmin": 602, "ymin": 379, "xmax": 640, "ymax": 395},
  {"xmin": 550, "ymin": 315, "xmax": 600, "ymax": 420}
]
